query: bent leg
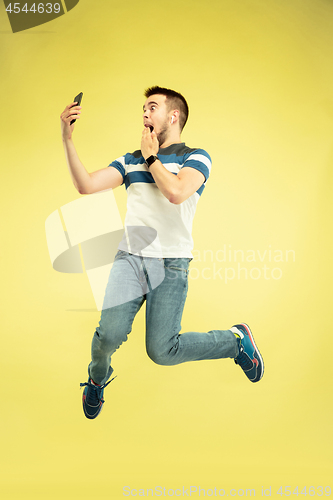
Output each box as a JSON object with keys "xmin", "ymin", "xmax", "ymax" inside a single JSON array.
[{"xmin": 145, "ymin": 257, "xmax": 238, "ymax": 366}]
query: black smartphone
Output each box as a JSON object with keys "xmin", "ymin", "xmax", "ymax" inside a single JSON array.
[{"xmin": 70, "ymin": 92, "xmax": 83, "ymax": 125}]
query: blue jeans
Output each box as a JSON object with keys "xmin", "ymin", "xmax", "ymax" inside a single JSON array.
[{"xmin": 89, "ymin": 250, "xmax": 239, "ymax": 385}]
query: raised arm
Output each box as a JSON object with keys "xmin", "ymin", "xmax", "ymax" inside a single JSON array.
[{"xmin": 60, "ymin": 101, "xmax": 123, "ymax": 194}]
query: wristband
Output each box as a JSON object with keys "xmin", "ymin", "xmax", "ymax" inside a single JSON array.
[{"xmin": 145, "ymin": 155, "xmax": 158, "ymax": 168}]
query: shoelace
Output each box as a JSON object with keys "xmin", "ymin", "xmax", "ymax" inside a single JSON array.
[
  {"xmin": 80, "ymin": 376, "xmax": 116, "ymax": 406},
  {"xmin": 234, "ymin": 348, "xmax": 253, "ymax": 370}
]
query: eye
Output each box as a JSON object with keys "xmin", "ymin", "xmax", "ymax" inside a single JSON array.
[{"xmin": 151, "ymin": 106, "xmax": 156, "ymax": 111}]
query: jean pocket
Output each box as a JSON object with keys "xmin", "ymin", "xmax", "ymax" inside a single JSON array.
[{"xmin": 164, "ymin": 258, "xmax": 191, "ymax": 274}]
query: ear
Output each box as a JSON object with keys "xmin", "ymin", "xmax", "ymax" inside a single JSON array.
[{"xmin": 170, "ymin": 109, "xmax": 180, "ymax": 124}]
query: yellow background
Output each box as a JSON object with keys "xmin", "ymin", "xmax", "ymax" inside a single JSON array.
[{"xmin": 1, "ymin": 0, "xmax": 332, "ymax": 498}]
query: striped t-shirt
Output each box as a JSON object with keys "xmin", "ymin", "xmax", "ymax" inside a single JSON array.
[{"xmin": 109, "ymin": 142, "xmax": 212, "ymax": 258}]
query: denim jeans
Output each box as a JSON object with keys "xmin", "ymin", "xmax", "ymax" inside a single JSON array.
[{"xmin": 89, "ymin": 250, "xmax": 239, "ymax": 385}]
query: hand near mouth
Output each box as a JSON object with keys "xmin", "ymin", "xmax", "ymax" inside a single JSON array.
[
  {"xmin": 141, "ymin": 126, "xmax": 159, "ymax": 160},
  {"xmin": 144, "ymin": 124, "xmax": 154, "ymax": 133}
]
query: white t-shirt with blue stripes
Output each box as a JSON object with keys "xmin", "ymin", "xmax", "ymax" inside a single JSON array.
[{"xmin": 109, "ymin": 142, "xmax": 212, "ymax": 258}]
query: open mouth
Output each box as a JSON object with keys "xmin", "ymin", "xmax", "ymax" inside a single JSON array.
[{"xmin": 145, "ymin": 124, "xmax": 154, "ymax": 132}]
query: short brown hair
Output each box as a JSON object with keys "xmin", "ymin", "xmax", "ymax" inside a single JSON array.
[{"xmin": 144, "ymin": 86, "xmax": 189, "ymax": 131}]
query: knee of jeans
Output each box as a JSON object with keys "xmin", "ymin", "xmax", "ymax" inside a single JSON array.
[
  {"xmin": 146, "ymin": 343, "xmax": 174, "ymax": 366},
  {"xmin": 95, "ymin": 327, "xmax": 129, "ymax": 351}
]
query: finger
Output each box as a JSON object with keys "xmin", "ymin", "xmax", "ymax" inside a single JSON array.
[
  {"xmin": 66, "ymin": 102, "xmax": 77, "ymax": 110},
  {"xmin": 61, "ymin": 105, "xmax": 81, "ymax": 117},
  {"xmin": 69, "ymin": 106, "xmax": 82, "ymax": 112},
  {"xmin": 66, "ymin": 102, "xmax": 82, "ymax": 112},
  {"xmin": 68, "ymin": 114, "xmax": 80, "ymax": 121},
  {"xmin": 66, "ymin": 108, "xmax": 82, "ymax": 119},
  {"xmin": 61, "ymin": 111, "xmax": 81, "ymax": 122}
]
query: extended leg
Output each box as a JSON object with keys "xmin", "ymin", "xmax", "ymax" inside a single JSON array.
[{"xmin": 88, "ymin": 250, "xmax": 147, "ymax": 385}]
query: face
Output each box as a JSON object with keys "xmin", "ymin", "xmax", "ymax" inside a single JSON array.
[{"xmin": 143, "ymin": 94, "xmax": 170, "ymax": 146}]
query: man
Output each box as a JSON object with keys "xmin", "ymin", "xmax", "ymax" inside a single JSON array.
[{"xmin": 60, "ymin": 86, "xmax": 264, "ymax": 420}]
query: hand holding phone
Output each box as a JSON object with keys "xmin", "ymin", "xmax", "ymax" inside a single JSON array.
[{"xmin": 70, "ymin": 92, "xmax": 83, "ymax": 125}]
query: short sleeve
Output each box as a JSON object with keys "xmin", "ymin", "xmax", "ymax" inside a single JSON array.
[
  {"xmin": 108, "ymin": 156, "xmax": 126, "ymax": 185},
  {"xmin": 182, "ymin": 149, "xmax": 212, "ymax": 182}
]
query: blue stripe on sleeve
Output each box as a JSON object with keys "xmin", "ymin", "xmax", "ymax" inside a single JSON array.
[
  {"xmin": 109, "ymin": 160, "xmax": 126, "ymax": 184},
  {"xmin": 181, "ymin": 161, "xmax": 210, "ymax": 182}
]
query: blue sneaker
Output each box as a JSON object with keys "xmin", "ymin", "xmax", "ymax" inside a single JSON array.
[
  {"xmin": 80, "ymin": 377, "xmax": 115, "ymax": 419},
  {"xmin": 231, "ymin": 323, "xmax": 264, "ymax": 383}
]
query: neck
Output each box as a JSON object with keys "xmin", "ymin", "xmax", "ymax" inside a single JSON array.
[
  {"xmin": 159, "ymin": 131, "xmax": 182, "ymax": 149},
  {"xmin": 159, "ymin": 138, "xmax": 182, "ymax": 149}
]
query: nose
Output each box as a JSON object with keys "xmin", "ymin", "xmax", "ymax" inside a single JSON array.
[{"xmin": 143, "ymin": 109, "xmax": 149, "ymax": 119}]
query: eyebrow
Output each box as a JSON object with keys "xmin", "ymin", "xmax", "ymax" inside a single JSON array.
[{"xmin": 143, "ymin": 101, "xmax": 159, "ymax": 111}]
